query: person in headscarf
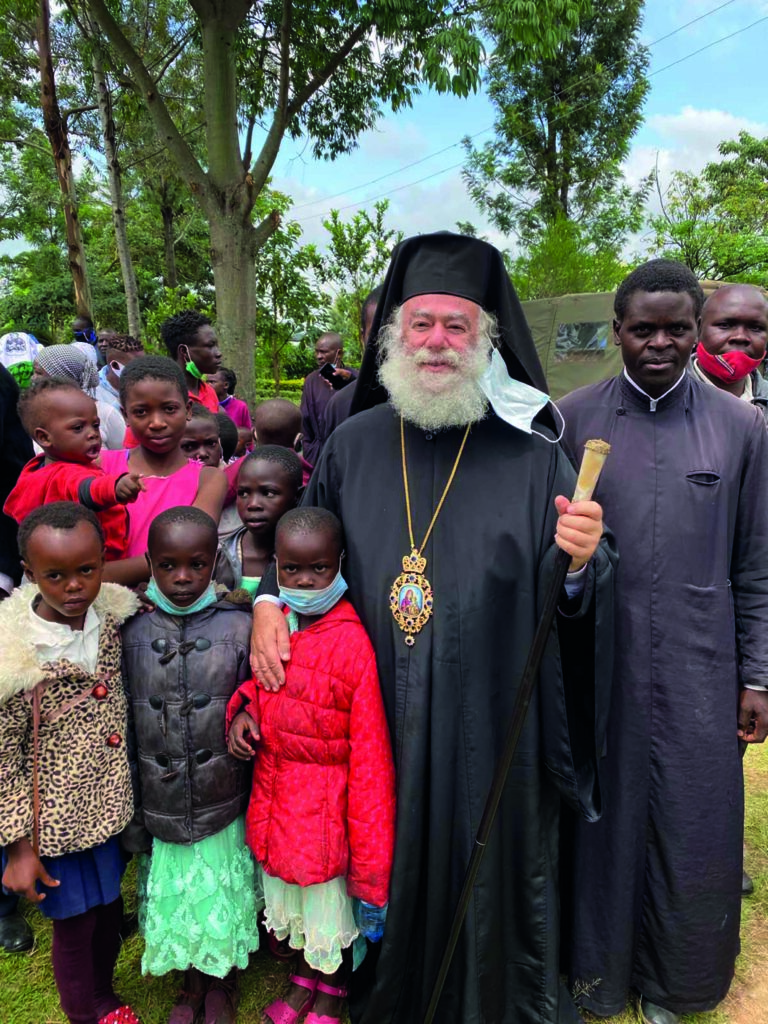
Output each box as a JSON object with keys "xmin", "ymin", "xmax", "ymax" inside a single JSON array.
[
  {"xmin": 250, "ymin": 232, "xmax": 616, "ymax": 1024},
  {"xmin": 33, "ymin": 344, "xmax": 125, "ymax": 450},
  {"xmin": 0, "ymin": 332, "xmax": 40, "ymax": 390}
]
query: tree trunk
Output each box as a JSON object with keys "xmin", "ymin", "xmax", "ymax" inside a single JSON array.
[
  {"xmin": 160, "ymin": 202, "xmax": 178, "ymax": 289},
  {"xmin": 209, "ymin": 212, "xmax": 257, "ymax": 409},
  {"xmin": 37, "ymin": 0, "xmax": 92, "ymax": 318},
  {"xmin": 92, "ymin": 46, "xmax": 142, "ymax": 337}
]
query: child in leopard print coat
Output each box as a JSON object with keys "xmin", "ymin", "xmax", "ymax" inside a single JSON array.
[{"xmin": 0, "ymin": 503, "xmax": 140, "ymax": 1024}]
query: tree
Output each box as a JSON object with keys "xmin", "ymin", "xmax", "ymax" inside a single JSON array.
[
  {"xmin": 0, "ymin": 0, "xmax": 97, "ymax": 317},
  {"xmin": 509, "ymin": 216, "xmax": 633, "ymax": 301},
  {"xmin": 649, "ymin": 137, "xmax": 768, "ymax": 284},
  {"xmin": 319, "ymin": 200, "xmax": 401, "ymax": 358},
  {"xmin": 76, "ymin": 0, "xmax": 591, "ymax": 403},
  {"xmin": 463, "ymin": 0, "xmax": 649, "ymax": 247},
  {"xmin": 253, "ymin": 191, "xmax": 326, "ymax": 393}
]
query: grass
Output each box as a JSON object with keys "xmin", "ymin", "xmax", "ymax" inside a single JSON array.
[{"xmin": 2, "ymin": 745, "xmax": 767, "ymax": 1024}]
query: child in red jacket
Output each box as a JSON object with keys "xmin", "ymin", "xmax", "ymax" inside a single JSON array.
[
  {"xmin": 5, "ymin": 379, "xmax": 143, "ymax": 561},
  {"xmin": 227, "ymin": 507, "xmax": 395, "ymax": 1024}
]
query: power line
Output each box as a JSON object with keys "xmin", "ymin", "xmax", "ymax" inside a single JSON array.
[
  {"xmin": 290, "ymin": 0, "xmax": 742, "ymax": 215},
  {"xmin": 295, "ymin": 7, "xmax": 768, "ymax": 225}
]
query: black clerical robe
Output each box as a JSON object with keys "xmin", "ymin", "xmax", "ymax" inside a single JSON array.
[
  {"xmin": 301, "ymin": 404, "xmax": 615, "ymax": 1024},
  {"xmin": 300, "ymin": 367, "xmax": 357, "ymax": 466},
  {"xmin": 558, "ymin": 373, "xmax": 768, "ymax": 1015}
]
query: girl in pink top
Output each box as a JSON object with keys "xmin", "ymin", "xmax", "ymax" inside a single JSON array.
[
  {"xmin": 100, "ymin": 357, "xmax": 227, "ymax": 587},
  {"xmin": 210, "ymin": 368, "xmax": 252, "ymax": 430}
]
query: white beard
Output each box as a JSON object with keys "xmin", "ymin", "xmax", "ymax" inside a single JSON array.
[{"xmin": 378, "ymin": 313, "xmax": 493, "ymax": 431}]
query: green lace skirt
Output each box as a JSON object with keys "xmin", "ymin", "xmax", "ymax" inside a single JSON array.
[{"xmin": 138, "ymin": 816, "xmax": 263, "ymax": 978}]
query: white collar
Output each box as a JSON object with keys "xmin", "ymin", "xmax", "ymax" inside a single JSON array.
[{"xmin": 623, "ymin": 367, "xmax": 687, "ymax": 413}]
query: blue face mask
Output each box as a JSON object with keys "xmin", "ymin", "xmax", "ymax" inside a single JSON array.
[
  {"xmin": 278, "ymin": 565, "xmax": 348, "ymax": 616},
  {"xmin": 479, "ymin": 348, "xmax": 564, "ymax": 443},
  {"xmin": 146, "ymin": 577, "xmax": 218, "ymax": 616}
]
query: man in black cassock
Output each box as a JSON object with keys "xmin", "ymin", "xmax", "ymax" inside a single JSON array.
[
  {"xmin": 300, "ymin": 332, "xmax": 357, "ymax": 466},
  {"xmin": 324, "ymin": 285, "xmax": 383, "ymax": 438},
  {"xmin": 253, "ymin": 232, "xmax": 616, "ymax": 1024},
  {"xmin": 559, "ymin": 260, "xmax": 768, "ymax": 1024}
]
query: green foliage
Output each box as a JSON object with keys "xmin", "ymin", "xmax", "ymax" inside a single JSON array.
[
  {"xmin": 143, "ymin": 287, "xmax": 216, "ymax": 353},
  {"xmin": 463, "ymin": 0, "xmax": 649, "ymax": 248},
  {"xmin": 252, "ymin": 190, "xmax": 328, "ymax": 388},
  {"xmin": 319, "ymin": 200, "xmax": 401, "ymax": 360},
  {"xmin": 648, "ymin": 135, "xmax": 768, "ymax": 284},
  {"xmin": 509, "ymin": 216, "xmax": 631, "ymax": 300}
]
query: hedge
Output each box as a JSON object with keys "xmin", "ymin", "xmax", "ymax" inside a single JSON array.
[{"xmin": 254, "ymin": 378, "xmax": 303, "ymax": 405}]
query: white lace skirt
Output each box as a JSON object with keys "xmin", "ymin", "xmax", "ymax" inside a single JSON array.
[{"xmin": 261, "ymin": 868, "xmax": 359, "ymax": 974}]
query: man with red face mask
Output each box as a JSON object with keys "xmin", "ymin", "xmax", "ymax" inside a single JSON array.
[
  {"xmin": 690, "ymin": 283, "xmax": 768, "ymax": 900},
  {"xmin": 690, "ymin": 284, "xmax": 768, "ymax": 421}
]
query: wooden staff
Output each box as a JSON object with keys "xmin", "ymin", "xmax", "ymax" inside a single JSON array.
[{"xmin": 423, "ymin": 440, "xmax": 611, "ymax": 1024}]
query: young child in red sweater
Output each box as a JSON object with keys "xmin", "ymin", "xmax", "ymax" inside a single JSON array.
[
  {"xmin": 4, "ymin": 379, "xmax": 143, "ymax": 561},
  {"xmin": 226, "ymin": 508, "xmax": 395, "ymax": 1024}
]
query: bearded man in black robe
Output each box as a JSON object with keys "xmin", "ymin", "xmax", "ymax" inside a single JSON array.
[
  {"xmin": 559, "ymin": 260, "xmax": 768, "ymax": 1024},
  {"xmin": 252, "ymin": 233, "xmax": 616, "ymax": 1024}
]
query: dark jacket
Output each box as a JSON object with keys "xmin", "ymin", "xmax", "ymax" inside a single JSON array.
[
  {"xmin": 0, "ymin": 365, "xmax": 33, "ymax": 586},
  {"xmin": 121, "ymin": 596, "xmax": 252, "ymax": 849},
  {"xmin": 751, "ymin": 368, "xmax": 768, "ymax": 423}
]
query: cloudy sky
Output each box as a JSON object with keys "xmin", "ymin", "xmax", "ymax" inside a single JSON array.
[{"xmin": 269, "ymin": 0, "xmax": 768, "ymax": 253}]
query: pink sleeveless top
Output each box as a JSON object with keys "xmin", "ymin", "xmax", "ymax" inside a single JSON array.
[{"xmin": 99, "ymin": 450, "xmax": 204, "ymax": 558}]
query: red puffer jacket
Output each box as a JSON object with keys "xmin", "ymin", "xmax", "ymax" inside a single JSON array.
[{"xmin": 226, "ymin": 599, "xmax": 395, "ymax": 908}]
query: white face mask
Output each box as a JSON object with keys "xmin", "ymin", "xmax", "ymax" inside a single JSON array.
[{"xmin": 478, "ymin": 348, "xmax": 564, "ymax": 444}]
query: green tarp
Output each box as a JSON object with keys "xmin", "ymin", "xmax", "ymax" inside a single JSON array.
[
  {"xmin": 522, "ymin": 283, "xmax": 729, "ymax": 400},
  {"xmin": 522, "ymin": 292, "xmax": 622, "ymax": 401}
]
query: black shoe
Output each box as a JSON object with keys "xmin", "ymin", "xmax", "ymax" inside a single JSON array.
[
  {"xmin": 0, "ymin": 911, "xmax": 34, "ymax": 953},
  {"xmin": 742, "ymin": 870, "xmax": 754, "ymax": 896},
  {"xmin": 640, "ymin": 996, "xmax": 679, "ymax": 1024}
]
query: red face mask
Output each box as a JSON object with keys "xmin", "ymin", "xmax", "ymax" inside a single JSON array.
[{"xmin": 696, "ymin": 344, "xmax": 765, "ymax": 383}]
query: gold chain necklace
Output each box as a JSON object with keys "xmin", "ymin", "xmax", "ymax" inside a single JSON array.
[{"xmin": 390, "ymin": 418, "xmax": 472, "ymax": 646}]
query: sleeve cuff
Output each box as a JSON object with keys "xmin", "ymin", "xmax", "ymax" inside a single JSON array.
[
  {"xmin": 563, "ymin": 564, "xmax": 588, "ymax": 600},
  {"xmin": 744, "ymin": 683, "xmax": 768, "ymax": 691},
  {"xmin": 254, "ymin": 594, "xmax": 284, "ymax": 608}
]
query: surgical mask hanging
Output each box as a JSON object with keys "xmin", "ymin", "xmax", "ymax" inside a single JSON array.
[
  {"xmin": 479, "ymin": 347, "xmax": 564, "ymax": 444},
  {"xmin": 278, "ymin": 565, "xmax": 348, "ymax": 616},
  {"xmin": 146, "ymin": 577, "xmax": 218, "ymax": 616},
  {"xmin": 183, "ymin": 346, "xmax": 205, "ymax": 380},
  {"xmin": 109, "ymin": 361, "xmax": 124, "ymax": 378}
]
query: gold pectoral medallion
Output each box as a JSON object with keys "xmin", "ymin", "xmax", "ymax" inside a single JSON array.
[
  {"xmin": 390, "ymin": 549, "xmax": 434, "ymax": 646},
  {"xmin": 393, "ymin": 418, "xmax": 470, "ymax": 648}
]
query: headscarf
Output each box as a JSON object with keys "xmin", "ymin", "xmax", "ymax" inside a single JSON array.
[
  {"xmin": 35, "ymin": 343, "xmax": 100, "ymax": 396},
  {"xmin": 350, "ymin": 231, "xmax": 548, "ymax": 416},
  {"xmin": 0, "ymin": 332, "xmax": 40, "ymax": 389},
  {"xmin": 72, "ymin": 341, "xmax": 99, "ymax": 365}
]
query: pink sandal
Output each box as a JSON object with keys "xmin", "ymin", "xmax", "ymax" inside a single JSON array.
[
  {"xmin": 304, "ymin": 980, "xmax": 348, "ymax": 1024},
  {"xmin": 262, "ymin": 974, "xmax": 317, "ymax": 1023}
]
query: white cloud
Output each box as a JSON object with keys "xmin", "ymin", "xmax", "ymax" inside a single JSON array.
[
  {"xmin": 357, "ymin": 120, "xmax": 431, "ymax": 164},
  {"xmin": 623, "ymin": 105, "xmax": 768, "ymax": 191},
  {"xmin": 276, "ymin": 164, "xmax": 500, "ymax": 254}
]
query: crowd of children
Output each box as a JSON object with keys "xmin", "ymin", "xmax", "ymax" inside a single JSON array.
[{"xmin": 0, "ymin": 345, "xmax": 395, "ymax": 1024}]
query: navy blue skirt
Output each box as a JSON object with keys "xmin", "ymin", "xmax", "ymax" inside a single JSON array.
[{"xmin": 3, "ymin": 836, "xmax": 127, "ymax": 920}]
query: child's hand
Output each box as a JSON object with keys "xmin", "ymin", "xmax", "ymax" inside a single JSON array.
[
  {"xmin": 228, "ymin": 710, "xmax": 260, "ymax": 759},
  {"xmin": 2, "ymin": 837, "xmax": 59, "ymax": 904},
  {"xmin": 116, "ymin": 471, "xmax": 146, "ymax": 505}
]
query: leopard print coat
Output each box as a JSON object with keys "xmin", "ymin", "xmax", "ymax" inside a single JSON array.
[{"xmin": 0, "ymin": 583, "xmax": 139, "ymax": 857}]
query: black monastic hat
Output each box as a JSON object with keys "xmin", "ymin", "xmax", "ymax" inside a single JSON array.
[{"xmin": 350, "ymin": 231, "xmax": 548, "ymax": 415}]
